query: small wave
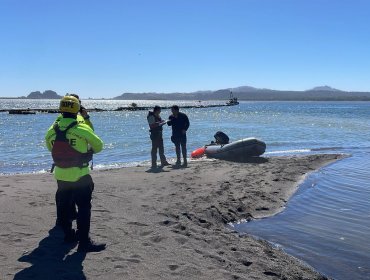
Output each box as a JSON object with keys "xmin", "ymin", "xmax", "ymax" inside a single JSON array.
[
  {"xmin": 265, "ymin": 149, "xmax": 312, "ymax": 155},
  {"xmin": 0, "ymin": 169, "xmax": 48, "ymax": 176},
  {"xmin": 93, "ymin": 161, "xmax": 151, "ymax": 170},
  {"xmin": 311, "ymin": 147, "xmax": 344, "ymax": 151}
]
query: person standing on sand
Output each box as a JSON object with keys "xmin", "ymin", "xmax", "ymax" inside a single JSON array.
[
  {"xmin": 54, "ymin": 93, "xmax": 94, "ymax": 227},
  {"xmin": 147, "ymin": 105, "xmax": 170, "ymax": 169},
  {"xmin": 167, "ymin": 105, "xmax": 190, "ymax": 167},
  {"xmin": 45, "ymin": 95, "xmax": 106, "ymax": 252}
]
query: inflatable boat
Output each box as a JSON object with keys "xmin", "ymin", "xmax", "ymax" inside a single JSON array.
[
  {"xmin": 191, "ymin": 137, "xmax": 266, "ymax": 160},
  {"xmin": 204, "ymin": 138, "xmax": 266, "ymax": 160}
]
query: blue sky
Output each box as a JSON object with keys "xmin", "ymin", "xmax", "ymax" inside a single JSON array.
[{"xmin": 0, "ymin": 0, "xmax": 369, "ymax": 98}]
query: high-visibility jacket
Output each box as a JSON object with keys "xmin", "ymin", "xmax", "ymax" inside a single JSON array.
[
  {"xmin": 45, "ymin": 117, "xmax": 103, "ymax": 182},
  {"xmin": 55, "ymin": 114, "xmax": 94, "ymax": 131}
]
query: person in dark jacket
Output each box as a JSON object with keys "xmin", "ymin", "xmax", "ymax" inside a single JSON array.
[
  {"xmin": 147, "ymin": 106, "xmax": 170, "ymax": 169},
  {"xmin": 167, "ymin": 105, "xmax": 190, "ymax": 167}
]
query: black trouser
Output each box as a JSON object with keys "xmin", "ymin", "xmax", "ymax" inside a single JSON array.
[
  {"xmin": 172, "ymin": 135, "xmax": 187, "ymax": 163},
  {"xmin": 56, "ymin": 175, "xmax": 94, "ymax": 242},
  {"xmin": 56, "ymin": 190, "xmax": 77, "ymax": 223},
  {"xmin": 150, "ymin": 133, "xmax": 167, "ymax": 166}
]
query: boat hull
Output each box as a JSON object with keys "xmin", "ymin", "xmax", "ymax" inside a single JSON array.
[{"xmin": 205, "ymin": 138, "xmax": 266, "ymax": 160}]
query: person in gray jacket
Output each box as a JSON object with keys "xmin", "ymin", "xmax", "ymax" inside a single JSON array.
[{"xmin": 147, "ymin": 106, "xmax": 170, "ymax": 169}]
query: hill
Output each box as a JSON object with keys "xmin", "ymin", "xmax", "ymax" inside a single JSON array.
[
  {"xmin": 26, "ymin": 90, "xmax": 62, "ymax": 99},
  {"xmin": 113, "ymin": 86, "xmax": 370, "ymax": 101}
]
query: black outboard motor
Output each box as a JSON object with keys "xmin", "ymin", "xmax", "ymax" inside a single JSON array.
[{"xmin": 214, "ymin": 131, "xmax": 229, "ymax": 145}]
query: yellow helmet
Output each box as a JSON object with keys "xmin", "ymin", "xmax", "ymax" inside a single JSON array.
[{"xmin": 59, "ymin": 95, "xmax": 80, "ymax": 114}]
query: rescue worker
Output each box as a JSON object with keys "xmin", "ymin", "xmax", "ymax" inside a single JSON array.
[
  {"xmin": 167, "ymin": 105, "xmax": 190, "ymax": 167},
  {"xmin": 54, "ymin": 93, "xmax": 93, "ymax": 226},
  {"xmin": 147, "ymin": 105, "xmax": 170, "ymax": 169},
  {"xmin": 45, "ymin": 95, "xmax": 105, "ymax": 252}
]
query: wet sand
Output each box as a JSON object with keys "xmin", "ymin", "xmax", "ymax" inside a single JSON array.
[{"xmin": 0, "ymin": 154, "xmax": 343, "ymax": 280}]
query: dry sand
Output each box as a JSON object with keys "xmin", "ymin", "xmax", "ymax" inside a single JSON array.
[{"xmin": 0, "ymin": 154, "xmax": 344, "ymax": 280}]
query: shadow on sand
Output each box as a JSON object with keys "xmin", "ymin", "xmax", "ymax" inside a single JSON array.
[
  {"xmin": 145, "ymin": 167, "xmax": 171, "ymax": 173},
  {"xmin": 14, "ymin": 227, "xmax": 86, "ymax": 280},
  {"xmin": 219, "ymin": 156, "xmax": 269, "ymax": 164}
]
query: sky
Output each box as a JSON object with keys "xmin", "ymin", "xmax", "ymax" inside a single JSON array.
[{"xmin": 0, "ymin": 0, "xmax": 369, "ymax": 98}]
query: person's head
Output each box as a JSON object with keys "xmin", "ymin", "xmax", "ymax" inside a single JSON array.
[
  {"xmin": 68, "ymin": 93, "xmax": 81, "ymax": 104},
  {"xmin": 153, "ymin": 105, "xmax": 161, "ymax": 117},
  {"xmin": 67, "ymin": 93, "xmax": 86, "ymax": 113},
  {"xmin": 171, "ymin": 105, "xmax": 179, "ymax": 116},
  {"xmin": 59, "ymin": 95, "xmax": 80, "ymax": 118}
]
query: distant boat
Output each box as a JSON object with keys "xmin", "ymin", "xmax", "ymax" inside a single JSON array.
[{"xmin": 226, "ymin": 91, "xmax": 239, "ymax": 106}]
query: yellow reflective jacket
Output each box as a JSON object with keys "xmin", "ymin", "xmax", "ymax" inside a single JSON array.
[
  {"xmin": 45, "ymin": 117, "xmax": 103, "ymax": 182},
  {"xmin": 55, "ymin": 114, "xmax": 94, "ymax": 131}
]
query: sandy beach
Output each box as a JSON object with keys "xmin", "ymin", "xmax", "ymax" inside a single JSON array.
[{"xmin": 0, "ymin": 154, "xmax": 344, "ymax": 280}]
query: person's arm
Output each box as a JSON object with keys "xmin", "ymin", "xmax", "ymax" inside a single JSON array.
[
  {"xmin": 83, "ymin": 117, "xmax": 94, "ymax": 131},
  {"xmin": 167, "ymin": 115, "xmax": 173, "ymax": 126},
  {"xmin": 80, "ymin": 108, "xmax": 94, "ymax": 130},
  {"xmin": 184, "ymin": 114, "xmax": 190, "ymax": 131},
  {"xmin": 84, "ymin": 128, "xmax": 104, "ymax": 154}
]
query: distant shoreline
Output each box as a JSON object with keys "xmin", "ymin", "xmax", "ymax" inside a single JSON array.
[{"xmin": 2, "ymin": 97, "xmax": 370, "ymax": 101}]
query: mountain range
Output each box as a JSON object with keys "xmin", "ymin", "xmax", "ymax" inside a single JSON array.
[
  {"xmin": 113, "ymin": 85, "xmax": 370, "ymax": 101},
  {"xmin": 10, "ymin": 86, "xmax": 370, "ymax": 101}
]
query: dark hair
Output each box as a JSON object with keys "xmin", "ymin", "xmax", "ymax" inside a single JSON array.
[
  {"xmin": 171, "ymin": 105, "xmax": 179, "ymax": 111},
  {"xmin": 153, "ymin": 105, "xmax": 161, "ymax": 112},
  {"xmin": 69, "ymin": 93, "xmax": 80, "ymax": 100}
]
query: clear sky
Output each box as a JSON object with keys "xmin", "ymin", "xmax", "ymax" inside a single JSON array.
[{"xmin": 0, "ymin": 0, "xmax": 369, "ymax": 98}]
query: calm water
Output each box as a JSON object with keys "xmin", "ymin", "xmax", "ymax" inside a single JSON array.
[
  {"xmin": 1, "ymin": 99, "xmax": 370, "ymax": 279},
  {"xmin": 2, "ymin": 99, "xmax": 370, "ymax": 174},
  {"xmin": 233, "ymin": 151, "xmax": 370, "ymax": 280}
]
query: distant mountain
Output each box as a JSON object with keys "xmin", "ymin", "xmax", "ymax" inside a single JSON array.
[
  {"xmin": 228, "ymin": 85, "xmax": 261, "ymax": 92},
  {"xmin": 306, "ymin": 86, "xmax": 342, "ymax": 92},
  {"xmin": 113, "ymin": 85, "xmax": 370, "ymax": 101},
  {"xmin": 26, "ymin": 90, "xmax": 62, "ymax": 99}
]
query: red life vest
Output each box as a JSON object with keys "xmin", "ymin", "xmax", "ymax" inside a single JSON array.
[{"xmin": 51, "ymin": 121, "xmax": 93, "ymax": 169}]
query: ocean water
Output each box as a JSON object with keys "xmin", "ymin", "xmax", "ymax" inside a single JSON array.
[
  {"xmin": 2, "ymin": 99, "xmax": 370, "ymax": 174},
  {"xmin": 1, "ymin": 99, "xmax": 370, "ymax": 279},
  {"xmin": 233, "ymin": 152, "xmax": 370, "ymax": 280}
]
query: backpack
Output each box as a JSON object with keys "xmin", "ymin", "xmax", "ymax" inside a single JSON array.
[
  {"xmin": 214, "ymin": 131, "xmax": 230, "ymax": 145},
  {"xmin": 51, "ymin": 121, "xmax": 93, "ymax": 169}
]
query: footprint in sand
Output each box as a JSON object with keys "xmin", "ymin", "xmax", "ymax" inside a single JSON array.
[
  {"xmin": 175, "ymin": 237, "xmax": 188, "ymax": 245},
  {"xmin": 159, "ymin": 220, "xmax": 177, "ymax": 226},
  {"xmin": 125, "ymin": 258, "xmax": 141, "ymax": 263},
  {"xmin": 127, "ymin": 221, "xmax": 148, "ymax": 227},
  {"xmin": 139, "ymin": 230, "xmax": 154, "ymax": 237},
  {"xmin": 255, "ymin": 207, "xmax": 269, "ymax": 211},
  {"xmin": 263, "ymin": 271, "xmax": 280, "ymax": 277},
  {"xmin": 114, "ymin": 264, "xmax": 127, "ymax": 269},
  {"xmin": 241, "ymin": 260, "xmax": 253, "ymax": 267},
  {"xmin": 168, "ymin": 264, "xmax": 179, "ymax": 271},
  {"xmin": 150, "ymin": 235, "xmax": 166, "ymax": 243}
]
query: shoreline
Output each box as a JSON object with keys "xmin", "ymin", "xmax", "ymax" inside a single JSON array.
[{"xmin": 0, "ymin": 154, "xmax": 344, "ymax": 280}]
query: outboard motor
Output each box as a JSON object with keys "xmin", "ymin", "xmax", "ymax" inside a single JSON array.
[{"xmin": 214, "ymin": 131, "xmax": 229, "ymax": 145}]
